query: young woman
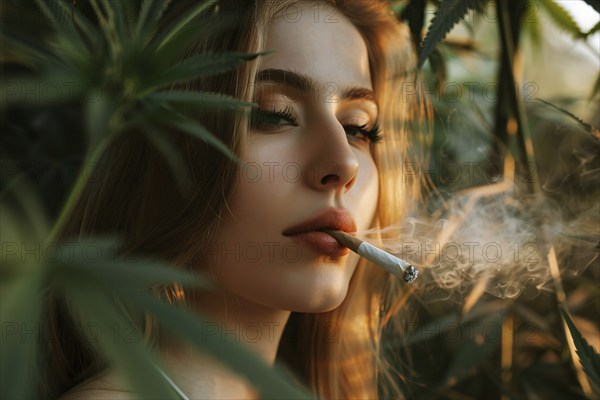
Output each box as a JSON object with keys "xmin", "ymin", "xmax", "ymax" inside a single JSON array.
[{"xmin": 47, "ymin": 0, "xmax": 431, "ymax": 398}]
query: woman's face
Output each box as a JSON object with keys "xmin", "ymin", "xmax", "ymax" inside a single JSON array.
[{"xmin": 206, "ymin": 4, "xmax": 379, "ymax": 312}]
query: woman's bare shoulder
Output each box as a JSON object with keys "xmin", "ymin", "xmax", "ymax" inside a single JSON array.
[
  {"xmin": 60, "ymin": 387, "xmax": 136, "ymax": 400},
  {"xmin": 57, "ymin": 363, "xmax": 258, "ymax": 400},
  {"xmin": 58, "ymin": 371, "xmax": 137, "ymax": 400}
]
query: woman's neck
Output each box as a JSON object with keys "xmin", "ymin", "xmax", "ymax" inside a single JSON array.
[
  {"xmin": 160, "ymin": 288, "xmax": 292, "ymax": 398},
  {"xmin": 61, "ymin": 290, "xmax": 291, "ymax": 400},
  {"xmin": 186, "ymin": 288, "xmax": 291, "ymax": 364}
]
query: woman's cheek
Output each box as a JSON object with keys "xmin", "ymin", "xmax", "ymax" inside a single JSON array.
[{"xmin": 352, "ymin": 152, "xmax": 379, "ymax": 229}]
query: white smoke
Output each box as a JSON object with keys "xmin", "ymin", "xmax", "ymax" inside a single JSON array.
[{"xmin": 359, "ymin": 184, "xmax": 599, "ymax": 301}]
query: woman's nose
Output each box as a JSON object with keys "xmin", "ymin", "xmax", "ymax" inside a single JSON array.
[{"xmin": 304, "ymin": 119, "xmax": 359, "ymax": 193}]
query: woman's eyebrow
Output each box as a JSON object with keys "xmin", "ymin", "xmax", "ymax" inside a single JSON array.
[{"xmin": 255, "ymin": 68, "xmax": 378, "ymax": 107}]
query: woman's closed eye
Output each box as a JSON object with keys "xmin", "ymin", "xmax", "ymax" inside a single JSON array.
[
  {"xmin": 250, "ymin": 107, "xmax": 383, "ymax": 144},
  {"xmin": 344, "ymin": 122, "xmax": 382, "ymax": 144},
  {"xmin": 250, "ymin": 105, "xmax": 298, "ymax": 131}
]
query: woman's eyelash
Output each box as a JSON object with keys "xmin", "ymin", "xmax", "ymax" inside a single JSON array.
[
  {"xmin": 249, "ymin": 105, "xmax": 297, "ymax": 130},
  {"xmin": 344, "ymin": 122, "xmax": 383, "ymax": 144},
  {"xmin": 250, "ymin": 107, "xmax": 383, "ymax": 144}
]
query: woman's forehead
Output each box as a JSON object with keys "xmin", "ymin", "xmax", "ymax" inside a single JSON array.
[{"xmin": 263, "ymin": 4, "xmax": 372, "ymax": 92}]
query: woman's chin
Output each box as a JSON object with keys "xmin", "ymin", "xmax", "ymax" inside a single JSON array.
[
  {"xmin": 256, "ymin": 279, "xmax": 352, "ymax": 314},
  {"xmin": 289, "ymin": 297, "xmax": 347, "ymax": 313}
]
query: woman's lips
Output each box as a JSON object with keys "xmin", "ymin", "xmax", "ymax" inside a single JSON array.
[{"xmin": 285, "ymin": 231, "xmax": 349, "ymax": 259}]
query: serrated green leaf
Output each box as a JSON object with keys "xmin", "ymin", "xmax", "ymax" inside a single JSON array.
[
  {"xmin": 62, "ymin": 277, "xmax": 182, "ymax": 399},
  {"xmin": 33, "ymin": 0, "xmax": 89, "ymax": 56},
  {"xmin": 121, "ymin": 0, "xmax": 138, "ymax": 27},
  {"xmin": 157, "ymin": 0, "xmax": 219, "ymax": 51},
  {"xmin": 141, "ymin": 51, "xmax": 270, "ymax": 95},
  {"xmin": 49, "ymin": 237, "xmax": 214, "ymax": 291},
  {"xmin": 560, "ymin": 308, "xmax": 600, "ymax": 389},
  {"xmin": 427, "ymin": 46, "xmax": 447, "ymax": 94},
  {"xmin": 88, "ymin": 0, "xmax": 125, "ymax": 73},
  {"xmin": 419, "ymin": 0, "xmax": 484, "ymax": 68},
  {"xmin": 153, "ymin": 21, "xmax": 218, "ymax": 67},
  {"xmin": 0, "ymin": 199, "xmax": 32, "ymax": 263},
  {"xmin": 539, "ymin": 0, "xmax": 585, "ymax": 39},
  {"xmin": 119, "ymin": 290, "xmax": 313, "ymax": 399},
  {"xmin": 57, "ymin": 259, "xmax": 311, "ymax": 399},
  {"xmin": 134, "ymin": 0, "xmax": 173, "ymax": 45},
  {"xmin": 0, "ymin": 270, "xmax": 45, "ymax": 399},
  {"xmin": 98, "ymin": 0, "xmax": 126, "ymax": 42},
  {"xmin": 0, "ymin": 164, "xmax": 51, "ymax": 243},
  {"xmin": 1, "ymin": 27, "xmax": 62, "ymax": 66},
  {"xmin": 163, "ymin": 109, "xmax": 240, "ymax": 163},
  {"xmin": 148, "ymin": 91, "xmax": 256, "ymax": 109},
  {"xmin": 85, "ymin": 91, "xmax": 115, "ymax": 148},
  {"xmin": 141, "ymin": 120, "xmax": 196, "ymax": 199},
  {"xmin": 56, "ymin": 0, "xmax": 101, "ymax": 47},
  {"xmin": 152, "ymin": 13, "xmax": 242, "ymax": 71},
  {"xmin": 537, "ymin": 98, "xmax": 600, "ymax": 140},
  {"xmin": 398, "ymin": 0, "xmax": 426, "ymax": 49}
]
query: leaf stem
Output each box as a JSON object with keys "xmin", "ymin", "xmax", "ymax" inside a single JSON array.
[
  {"xmin": 548, "ymin": 247, "xmax": 593, "ymax": 396},
  {"xmin": 44, "ymin": 135, "xmax": 114, "ymax": 246},
  {"xmin": 497, "ymin": 0, "xmax": 540, "ymax": 195}
]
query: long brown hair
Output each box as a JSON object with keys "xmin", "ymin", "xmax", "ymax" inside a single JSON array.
[{"xmin": 41, "ymin": 1, "xmax": 432, "ymax": 398}]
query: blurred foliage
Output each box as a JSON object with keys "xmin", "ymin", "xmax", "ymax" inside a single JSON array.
[
  {"xmin": 391, "ymin": 0, "xmax": 600, "ymax": 399},
  {"xmin": 1, "ymin": 0, "xmax": 309, "ymax": 399},
  {"xmin": 1, "ymin": 0, "xmax": 599, "ymax": 399}
]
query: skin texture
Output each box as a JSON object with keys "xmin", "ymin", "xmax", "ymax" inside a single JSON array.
[
  {"xmin": 61, "ymin": 4, "xmax": 379, "ymax": 399},
  {"xmin": 205, "ymin": 4, "xmax": 379, "ymax": 315}
]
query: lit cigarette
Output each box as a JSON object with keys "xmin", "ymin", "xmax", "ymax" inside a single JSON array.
[{"xmin": 321, "ymin": 229, "xmax": 418, "ymax": 283}]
